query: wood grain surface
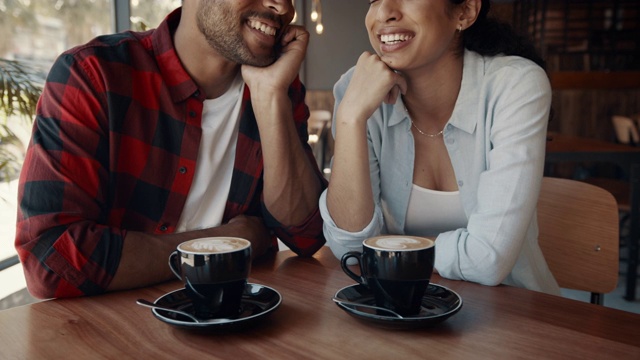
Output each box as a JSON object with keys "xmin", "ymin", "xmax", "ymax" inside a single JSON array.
[{"xmin": 1, "ymin": 247, "xmax": 639, "ymax": 359}]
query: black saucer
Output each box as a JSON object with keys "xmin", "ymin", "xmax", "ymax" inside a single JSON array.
[
  {"xmin": 150, "ymin": 283, "xmax": 282, "ymax": 330},
  {"xmin": 334, "ymin": 283, "xmax": 462, "ymax": 329}
]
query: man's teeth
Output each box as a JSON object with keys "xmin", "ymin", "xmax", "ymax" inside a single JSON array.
[
  {"xmin": 380, "ymin": 34, "xmax": 413, "ymax": 44},
  {"xmin": 248, "ymin": 20, "xmax": 276, "ymax": 36}
]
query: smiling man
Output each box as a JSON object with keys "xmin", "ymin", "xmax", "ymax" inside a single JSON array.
[{"xmin": 15, "ymin": 0, "xmax": 326, "ymax": 299}]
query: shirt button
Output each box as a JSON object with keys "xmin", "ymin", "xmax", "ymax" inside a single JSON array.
[
  {"xmin": 189, "ymin": 110, "xmax": 197, "ymax": 117},
  {"xmin": 458, "ymin": 180, "xmax": 464, "ymax": 187},
  {"xmin": 179, "ymin": 167, "xmax": 187, "ymax": 174},
  {"xmin": 446, "ymin": 138, "xmax": 455, "ymax": 144},
  {"xmin": 193, "ymin": 90, "xmax": 200, "ymax": 97},
  {"xmin": 159, "ymin": 224, "xmax": 169, "ymax": 232}
]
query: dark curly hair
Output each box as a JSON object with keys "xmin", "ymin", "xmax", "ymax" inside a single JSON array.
[{"xmin": 450, "ymin": 0, "xmax": 546, "ymax": 69}]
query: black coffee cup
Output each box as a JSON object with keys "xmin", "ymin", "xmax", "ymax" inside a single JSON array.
[
  {"xmin": 169, "ymin": 237, "xmax": 251, "ymax": 319},
  {"xmin": 341, "ymin": 235, "xmax": 435, "ymax": 316}
]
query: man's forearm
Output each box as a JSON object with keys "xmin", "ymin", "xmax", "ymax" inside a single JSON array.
[
  {"xmin": 107, "ymin": 218, "xmax": 272, "ymax": 291},
  {"xmin": 251, "ymin": 92, "xmax": 323, "ymax": 226}
]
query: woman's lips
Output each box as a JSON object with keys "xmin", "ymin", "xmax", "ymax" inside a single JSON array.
[{"xmin": 378, "ymin": 33, "xmax": 414, "ymax": 52}]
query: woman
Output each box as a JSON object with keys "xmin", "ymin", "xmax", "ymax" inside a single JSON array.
[{"xmin": 320, "ymin": 0, "xmax": 560, "ymax": 295}]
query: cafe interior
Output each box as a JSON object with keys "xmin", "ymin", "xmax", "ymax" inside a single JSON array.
[
  {"xmin": 304, "ymin": 0, "xmax": 640, "ymax": 309},
  {"xmin": 1, "ymin": 0, "xmax": 639, "ymax": 358}
]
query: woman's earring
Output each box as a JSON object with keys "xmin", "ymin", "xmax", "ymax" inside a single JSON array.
[{"xmin": 458, "ymin": 24, "xmax": 463, "ymax": 33}]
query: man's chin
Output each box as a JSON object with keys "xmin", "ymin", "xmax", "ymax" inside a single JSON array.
[{"xmin": 242, "ymin": 53, "xmax": 277, "ymax": 67}]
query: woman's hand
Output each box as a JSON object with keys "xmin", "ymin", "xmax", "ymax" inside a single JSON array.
[{"xmin": 337, "ymin": 52, "xmax": 407, "ymax": 125}]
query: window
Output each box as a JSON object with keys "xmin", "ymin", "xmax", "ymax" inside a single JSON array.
[
  {"xmin": 1, "ymin": 0, "xmax": 113, "ymax": 66},
  {"xmin": 130, "ymin": 0, "xmax": 181, "ymax": 30},
  {"xmin": 0, "ymin": 0, "xmax": 180, "ymax": 305}
]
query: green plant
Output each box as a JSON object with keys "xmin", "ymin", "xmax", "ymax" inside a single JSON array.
[{"xmin": 0, "ymin": 58, "xmax": 42, "ymax": 182}]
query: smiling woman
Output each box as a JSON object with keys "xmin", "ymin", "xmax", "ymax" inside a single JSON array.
[{"xmin": 321, "ymin": 0, "xmax": 561, "ymax": 296}]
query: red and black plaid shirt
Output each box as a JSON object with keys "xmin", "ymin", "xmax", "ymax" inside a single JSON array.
[{"xmin": 15, "ymin": 8, "xmax": 326, "ymax": 299}]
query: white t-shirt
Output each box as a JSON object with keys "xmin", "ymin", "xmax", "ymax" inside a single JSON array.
[
  {"xmin": 176, "ymin": 74, "xmax": 245, "ymax": 232},
  {"xmin": 404, "ymin": 184, "xmax": 467, "ymax": 237}
]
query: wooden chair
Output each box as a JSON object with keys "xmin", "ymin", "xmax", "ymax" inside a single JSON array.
[
  {"xmin": 537, "ymin": 177, "xmax": 619, "ymax": 305},
  {"xmin": 583, "ymin": 115, "xmax": 637, "ymax": 254}
]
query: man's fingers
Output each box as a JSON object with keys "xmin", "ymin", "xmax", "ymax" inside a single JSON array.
[{"xmin": 281, "ymin": 25, "xmax": 309, "ymax": 47}]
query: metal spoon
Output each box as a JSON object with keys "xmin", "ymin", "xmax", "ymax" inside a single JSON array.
[
  {"xmin": 136, "ymin": 298, "xmax": 201, "ymax": 323},
  {"xmin": 331, "ymin": 297, "xmax": 404, "ymax": 319}
]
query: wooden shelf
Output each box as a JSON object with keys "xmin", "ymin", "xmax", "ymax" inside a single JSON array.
[{"xmin": 549, "ymin": 71, "xmax": 640, "ymax": 89}]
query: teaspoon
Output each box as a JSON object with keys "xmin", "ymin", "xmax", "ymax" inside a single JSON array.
[
  {"xmin": 331, "ymin": 297, "xmax": 404, "ymax": 319},
  {"xmin": 136, "ymin": 298, "xmax": 201, "ymax": 323}
]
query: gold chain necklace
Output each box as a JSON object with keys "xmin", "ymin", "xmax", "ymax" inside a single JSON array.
[{"xmin": 404, "ymin": 106, "xmax": 444, "ymax": 138}]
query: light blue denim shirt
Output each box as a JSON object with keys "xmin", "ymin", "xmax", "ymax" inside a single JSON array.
[{"xmin": 320, "ymin": 50, "xmax": 561, "ymax": 295}]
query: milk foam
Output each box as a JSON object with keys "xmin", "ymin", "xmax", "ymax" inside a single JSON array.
[
  {"xmin": 365, "ymin": 236, "xmax": 433, "ymax": 250},
  {"xmin": 180, "ymin": 237, "xmax": 250, "ymax": 254}
]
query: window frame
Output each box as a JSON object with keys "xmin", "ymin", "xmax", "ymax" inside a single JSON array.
[{"xmin": 113, "ymin": 0, "xmax": 131, "ymax": 33}]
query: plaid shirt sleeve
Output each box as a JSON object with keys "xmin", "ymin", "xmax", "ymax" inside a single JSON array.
[
  {"xmin": 14, "ymin": 13, "xmax": 200, "ymax": 299},
  {"xmin": 15, "ymin": 51, "xmax": 124, "ymax": 299}
]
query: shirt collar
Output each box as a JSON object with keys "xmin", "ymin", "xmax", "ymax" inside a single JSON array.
[
  {"xmin": 389, "ymin": 49, "xmax": 483, "ymax": 135},
  {"xmin": 151, "ymin": 7, "xmax": 202, "ymax": 103},
  {"xmin": 448, "ymin": 49, "xmax": 483, "ymax": 135}
]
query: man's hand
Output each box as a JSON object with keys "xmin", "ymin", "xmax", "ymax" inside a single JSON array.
[
  {"xmin": 227, "ymin": 215, "xmax": 273, "ymax": 259},
  {"xmin": 241, "ymin": 25, "xmax": 309, "ymax": 94}
]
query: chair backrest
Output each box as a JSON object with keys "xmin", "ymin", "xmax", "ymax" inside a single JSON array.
[
  {"xmin": 537, "ymin": 177, "xmax": 619, "ymax": 298},
  {"xmin": 612, "ymin": 115, "xmax": 640, "ymax": 145}
]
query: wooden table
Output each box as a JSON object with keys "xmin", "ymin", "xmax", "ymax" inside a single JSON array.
[
  {"xmin": 1, "ymin": 247, "xmax": 639, "ymax": 359},
  {"xmin": 546, "ymin": 132, "xmax": 640, "ymax": 301}
]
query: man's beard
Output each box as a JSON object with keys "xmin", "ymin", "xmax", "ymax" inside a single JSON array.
[{"xmin": 196, "ymin": 2, "xmax": 279, "ymax": 67}]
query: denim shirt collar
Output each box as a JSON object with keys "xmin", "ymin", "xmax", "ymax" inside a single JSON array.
[{"xmin": 388, "ymin": 49, "xmax": 484, "ymax": 135}]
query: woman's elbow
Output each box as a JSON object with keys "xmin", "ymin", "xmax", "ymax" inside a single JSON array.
[
  {"xmin": 470, "ymin": 263, "xmax": 512, "ymax": 287},
  {"xmin": 476, "ymin": 274, "xmax": 506, "ymax": 287}
]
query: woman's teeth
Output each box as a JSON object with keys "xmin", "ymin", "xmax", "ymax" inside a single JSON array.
[{"xmin": 380, "ymin": 34, "xmax": 413, "ymax": 44}]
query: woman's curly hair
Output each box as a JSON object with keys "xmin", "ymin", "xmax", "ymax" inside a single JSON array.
[{"xmin": 450, "ymin": 0, "xmax": 546, "ymax": 69}]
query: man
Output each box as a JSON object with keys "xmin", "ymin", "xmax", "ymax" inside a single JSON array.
[{"xmin": 15, "ymin": 0, "xmax": 326, "ymax": 299}]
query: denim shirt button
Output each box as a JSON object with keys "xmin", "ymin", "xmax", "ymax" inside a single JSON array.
[{"xmin": 458, "ymin": 180, "xmax": 464, "ymax": 187}]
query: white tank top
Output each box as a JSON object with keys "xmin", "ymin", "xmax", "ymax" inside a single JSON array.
[
  {"xmin": 176, "ymin": 74, "xmax": 244, "ymax": 232},
  {"xmin": 404, "ymin": 184, "xmax": 467, "ymax": 237}
]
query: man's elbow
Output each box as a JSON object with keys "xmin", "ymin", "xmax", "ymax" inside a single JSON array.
[
  {"xmin": 22, "ymin": 270, "xmax": 60, "ymax": 300},
  {"xmin": 21, "ymin": 263, "xmax": 88, "ymax": 299}
]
